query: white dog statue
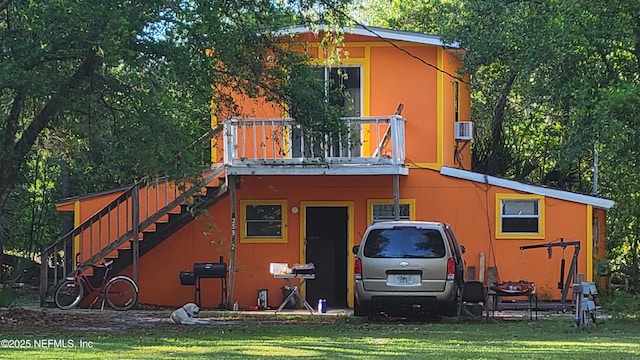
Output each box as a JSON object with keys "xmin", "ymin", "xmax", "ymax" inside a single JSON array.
[{"xmin": 170, "ymin": 303, "xmax": 205, "ymax": 325}]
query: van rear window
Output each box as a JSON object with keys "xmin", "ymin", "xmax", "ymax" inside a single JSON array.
[{"xmin": 363, "ymin": 227, "xmax": 446, "ymax": 258}]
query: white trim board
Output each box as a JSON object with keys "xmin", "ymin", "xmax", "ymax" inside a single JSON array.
[
  {"xmin": 440, "ymin": 166, "xmax": 614, "ymax": 210},
  {"xmin": 278, "ymin": 25, "xmax": 459, "ymax": 48}
]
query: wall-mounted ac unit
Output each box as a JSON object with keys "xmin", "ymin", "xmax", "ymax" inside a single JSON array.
[{"xmin": 455, "ymin": 121, "xmax": 473, "ymax": 141}]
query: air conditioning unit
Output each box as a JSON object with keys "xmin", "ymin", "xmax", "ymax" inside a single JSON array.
[{"xmin": 455, "ymin": 121, "xmax": 473, "ymax": 141}]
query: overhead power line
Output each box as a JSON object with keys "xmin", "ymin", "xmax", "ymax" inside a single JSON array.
[{"xmin": 326, "ymin": 4, "xmax": 469, "ymax": 84}]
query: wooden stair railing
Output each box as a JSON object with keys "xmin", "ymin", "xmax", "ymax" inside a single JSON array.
[{"xmin": 39, "ymin": 165, "xmax": 226, "ymax": 306}]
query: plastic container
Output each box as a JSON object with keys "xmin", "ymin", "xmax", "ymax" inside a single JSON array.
[
  {"xmin": 270, "ymin": 263, "xmax": 289, "ymax": 275},
  {"xmin": 258, "ymin": 289, "xmax": 268, "ymax": 309},
  {"xmin": 317, "ymin": 299, "xmax": 327, "ymax": 314}
]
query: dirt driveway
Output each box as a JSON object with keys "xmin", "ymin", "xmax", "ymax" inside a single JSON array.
[{"xmin": 0, "ymin": 306, "xmax": 351, "ymax": 333}]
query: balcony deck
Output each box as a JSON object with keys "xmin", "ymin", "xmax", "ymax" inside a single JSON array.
[{"xmin": 223, "ymin": 116, "xmax": 408, "ymax": 176}]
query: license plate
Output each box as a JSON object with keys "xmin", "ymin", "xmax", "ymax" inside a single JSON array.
[{"xmin": 396, "ymin": 275, "xmax": 414, "ymax": 284}]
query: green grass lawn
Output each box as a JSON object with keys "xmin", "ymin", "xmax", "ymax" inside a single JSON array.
[{"xmin": 1, "ymin": 313, "xmax": 640, "ymax": 359}]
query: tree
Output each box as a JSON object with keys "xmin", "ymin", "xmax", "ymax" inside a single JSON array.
[
  {"xmin": 360, "ymin": 0, "xmax": 640, "ymax": 284},
  {"xmin": 0, "ymin": 0, "xmax": 351, "ymax": 267},
  {"xmin": 596, "ymin": 85, "xmax": 640, "ymax": 288}
]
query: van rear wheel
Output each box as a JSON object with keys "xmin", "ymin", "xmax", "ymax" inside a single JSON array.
[
  {"xmin": 441, "ymin": 299, "xmax": 459, "ymax": 317},
  {"xmin": 353, "ymin": 298, "xmax": 367, "ymax": 317}
]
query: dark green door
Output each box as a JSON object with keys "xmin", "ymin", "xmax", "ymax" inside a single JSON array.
[{"xmin": 305, "ymin": 206, "xmax": 348, "ymax": 308}]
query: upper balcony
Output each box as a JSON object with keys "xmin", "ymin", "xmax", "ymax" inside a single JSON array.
[{"xmin": 223, "ymin": 116, "xmax": 408, "ymax": 176}]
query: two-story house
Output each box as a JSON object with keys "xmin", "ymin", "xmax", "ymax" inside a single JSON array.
[{"xmin": 42, "ymin": 25, "xmax": 614, "ymax": 311}]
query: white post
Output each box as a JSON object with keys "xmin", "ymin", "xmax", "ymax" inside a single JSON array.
[
  {"xmin": 593, "ymin": 135, "xmax": 599, "ymax": 195},
  {"xmin": 391, "ymin": 115, "xmax": 398, "ymax": 165}
]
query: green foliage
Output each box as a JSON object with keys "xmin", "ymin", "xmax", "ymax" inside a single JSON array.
[
  {"xmin": 0, "ymin": 284, "xmax": 13, "ymax": 307},
  {"xmin": 596, "ymin": 84, "xmax": 640, "ymax": 289},
  {"xmin": 0, "ymin": 258, "xmax": 30, "ymax": 307},
  {"xmin": 1, "ymin": 0, "xmax": 353, "ymax": 256},
  {"xmin": 360, "ymin": 0, "xmax": 640, "ymax": 286},
  {"xmin": 600, "ymin": 290, "xmax": 640, "ymax": 320},
  {"xmin": 354, "ymin": 0, "xmax": 441, "ymax": 34},
  {"xmin": 5, "ymin": 147, "xmax": 63, "ymax": 259}
]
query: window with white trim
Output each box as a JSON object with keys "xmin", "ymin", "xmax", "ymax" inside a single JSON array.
[{"xmin": 500, "ymin": 199, "xmax": 540, "ymax": 234}]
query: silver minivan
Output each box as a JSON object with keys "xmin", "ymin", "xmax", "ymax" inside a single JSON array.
[{"xmin": 352, "ymin": 221, "xmax": 465, "ymax": 317}]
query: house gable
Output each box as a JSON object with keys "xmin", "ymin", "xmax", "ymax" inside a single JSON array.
[{"xmin": 218, "ymin": 26, "xmax": 472, "ymax": 175}]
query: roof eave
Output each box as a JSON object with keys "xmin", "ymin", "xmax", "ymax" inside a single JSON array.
[
  {"xmin": 440, "ymin": 166, "xmax": 615, "ymax": 210},
  {"xmin": 278, "ymin": 24, "xmax": 460, "ymax": 48}
]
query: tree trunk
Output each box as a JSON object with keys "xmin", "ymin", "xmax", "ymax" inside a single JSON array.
[
  {"xmin": 482, "ymin": 70, "xmax": 518, "ymax": 176},
  {"xmin": 0, "ymin": 52, "xmax": 99, "ymax": 268}
]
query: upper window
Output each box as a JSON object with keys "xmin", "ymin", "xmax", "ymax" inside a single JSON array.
[
  {"xmin": 241, "ymin": 200, "xmax": 287, "ymax": 243},
  {"xmin": 326, "ymin": 66, "xmax": 361, "ymax": 117},
  {"xmin": 496, "ymin": 195, "xmax": 545, "ymax": 238},
  {"xmin": 291, "ymin": 66, "xmax": 362, "ymax": 158}
]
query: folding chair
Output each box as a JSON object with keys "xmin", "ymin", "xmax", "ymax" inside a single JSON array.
[{"xmin": 457, "ymin": 281, "xmax": 489, "ymax": 321}]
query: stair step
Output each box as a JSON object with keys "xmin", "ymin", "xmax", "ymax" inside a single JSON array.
[
  {"xmin": 205, "ymin": 186, "xmax": 223, "ymax": 196},
  {"xmin": 170, "ymin": 211, "xmax": 187, "ymax": 220},
  {"xmin": 118, "ymin": 248, "xmax": 132, "ymax": 257}
]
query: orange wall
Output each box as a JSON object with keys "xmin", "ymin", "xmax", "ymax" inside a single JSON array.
[
  {"xmin": 102, "ymin": 168, "xmax": 597, "ymax": 308},
  {"xmin": 370, "ymin": 45, "xmax": 439, "ymax": 164},
  {"xmin": 122, "ymin": 175, "xmax": 394, "ymax": 308},
  {"xmin": 214, "ymin": 37, "xmax": 472, "ymax": 170},
  {"xmin": 72, "ymin": 191, "xmax": 123, "ymax": 266}
]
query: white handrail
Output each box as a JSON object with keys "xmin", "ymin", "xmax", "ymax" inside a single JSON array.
[{"xmin": 223, "ymin": 116, "xmax": 405, "ymax": 165}]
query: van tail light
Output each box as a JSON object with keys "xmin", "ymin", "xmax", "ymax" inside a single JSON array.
[
  {"xmin": 446, "ymin": 258, "xmax": 455, "ymax": 280},
  {"xmin": 354, "ymin": 257, "xmax": 362, "ymax": 280}
]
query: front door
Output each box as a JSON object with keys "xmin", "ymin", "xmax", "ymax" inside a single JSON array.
[{"xmin": 304, "ymin": 206, "xmax": 349, "ymax": 308}]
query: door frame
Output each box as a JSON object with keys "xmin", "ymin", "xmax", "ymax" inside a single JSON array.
[{"xmin": 300, "ymin": 201, "xmax": 355, "ymax": 308}]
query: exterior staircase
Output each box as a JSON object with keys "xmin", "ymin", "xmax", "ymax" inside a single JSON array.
[{"xmin": 39, "ymin": 165, "xmax": 229, "ymax": 306}]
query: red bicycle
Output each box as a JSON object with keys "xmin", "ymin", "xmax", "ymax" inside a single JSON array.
[{"xmin": 54, "ymin": 259, "xmax": 138, "ymax": 311}]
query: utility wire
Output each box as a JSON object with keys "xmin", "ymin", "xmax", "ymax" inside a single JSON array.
[{"xmin": 326, "ymin": 4, "xmax": 470, "ymax": 84}]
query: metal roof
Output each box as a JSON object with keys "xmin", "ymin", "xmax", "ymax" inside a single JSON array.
[
  {"xmin": 440, "ymin": 166, "xmax": 615, "ymax": 210},
  {"xmin": 278, "ymin": 24, "xmax": 459, "ymax": 48}
]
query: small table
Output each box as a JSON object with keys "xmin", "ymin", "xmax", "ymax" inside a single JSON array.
[
  {"xmin": 488, "ymin": 289, "xmax": 538, "ymax": 320},
  {"xmin": 274, "ymin": 274, "xmax": 316, "ymax": 314}
]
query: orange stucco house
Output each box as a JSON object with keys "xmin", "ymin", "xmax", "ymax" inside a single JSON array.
[{"xmin": 42, "ymin": 25, "xmax": 614, "ymax": 311}]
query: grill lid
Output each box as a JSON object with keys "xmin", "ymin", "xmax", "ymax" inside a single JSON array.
[{"xmin": 193, "ymin": 262, "xmax": 228, "ymax": 278}]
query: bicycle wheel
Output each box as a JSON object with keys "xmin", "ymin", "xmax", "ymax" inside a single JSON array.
[
  {"xmin": 104, "ymin": 276, "xmax": 138, "ymax": 311},
  {"xmin": 54, "ymin": 280, "xmax": 84, "ymax": 310}
]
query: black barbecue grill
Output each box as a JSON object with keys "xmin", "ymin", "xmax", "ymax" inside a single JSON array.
[{"xmin": 179, "ymin": 256, "xmax": 228, "ymax": 308}]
